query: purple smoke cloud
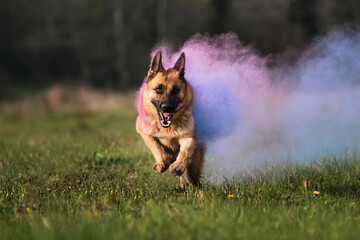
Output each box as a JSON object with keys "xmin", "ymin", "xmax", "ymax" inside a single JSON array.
[{"xmin": 150, "ymin": 27, "xmax": 360, "ymax": 183}]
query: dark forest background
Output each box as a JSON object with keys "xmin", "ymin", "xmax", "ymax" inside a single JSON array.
[{"xmin": 0, "ymin": 0, "xmax": 359, "ymax": 99}]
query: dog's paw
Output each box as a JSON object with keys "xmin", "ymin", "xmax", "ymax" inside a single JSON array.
[
  {"xmin": 153, "ymin": 162, "xmax": 168, "ymax": 173},
  {"xmin": 170, "ymin": 161, "xmax": 186, "ymax": 176}
]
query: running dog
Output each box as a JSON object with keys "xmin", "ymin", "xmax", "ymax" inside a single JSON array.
[{"xmin": 136, "ymin": 51, "xmax": 204, "ymax": 188}]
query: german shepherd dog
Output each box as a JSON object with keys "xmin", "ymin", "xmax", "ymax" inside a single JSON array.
[{"xmin": 136, "ymin": 51, "xmax": 204, "ymax": 188}]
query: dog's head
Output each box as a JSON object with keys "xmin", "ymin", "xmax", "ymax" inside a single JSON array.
[{"xmin": 143, "ymin": 51, "xmax": 188, "ymax": 128}]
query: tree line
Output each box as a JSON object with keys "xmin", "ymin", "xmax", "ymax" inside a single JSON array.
[{"xmin": 0, "ymin": 0, "xmax": 359, "ymax": 98}]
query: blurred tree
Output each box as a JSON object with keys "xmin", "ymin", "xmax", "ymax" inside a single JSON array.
[
  {"xmin": 332, "ymin": 0, "xmax": 360, "ymax": 24},
  {"xmin": 62, "ymin": 0, "xmax": 92, "ymax": 86},
  {"xmin": 156, "ymin": 0, "xmax": 167, "ymax": 41},
  {"xmin": 210, "ymin": 0, "xmax": 229, "ymax": 34},
  {"xmin": 289, "ymin": 0, "xmax": 319, "ymax": 41},
  {"xmin": 42, "ymin": 0, "xmax": 58, "ymax": 43},
  {"xmin": 113, "ymin": 0, "xmax": 129, "ymax": 89}
]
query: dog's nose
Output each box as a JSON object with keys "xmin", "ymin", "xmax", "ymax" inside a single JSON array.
[{"xmin": 161, "ymin": 103, "xmax": 173, "ymax": 113}]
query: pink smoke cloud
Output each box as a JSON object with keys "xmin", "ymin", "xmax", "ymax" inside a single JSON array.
[{"xmin": 145, "ymin": 27, "xmax": 360, "ymax": 183}]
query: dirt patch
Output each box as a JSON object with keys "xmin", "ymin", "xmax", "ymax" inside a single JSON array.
[{"xmin": 0, "ymin": 85, "xmax": 137, "ymax": 113}]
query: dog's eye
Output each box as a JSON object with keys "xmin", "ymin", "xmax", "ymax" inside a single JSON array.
[
  {"xmin": 171, "ymin": 88, "xmax": 179, "ymax": 95},
  {"xmin": 155, "ymin": 88, "xmax": 163, "ymax": 94}
]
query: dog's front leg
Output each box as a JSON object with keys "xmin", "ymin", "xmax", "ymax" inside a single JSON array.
[
  {"xmin": 137, "ymin": 129, "xmax": 170, "ymax": 173},
  {"xmin": 170, "ymin": 137, "xmax": 196, "ymax": 175}
]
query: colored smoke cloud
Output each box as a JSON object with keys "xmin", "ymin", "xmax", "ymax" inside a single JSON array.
[{"xmin": 151, "ymin": 26, "xmax": 360, "ymax": 184}]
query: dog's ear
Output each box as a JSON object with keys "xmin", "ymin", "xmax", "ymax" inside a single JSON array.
[
  {"xmin": 147, "ymin": 51, "xmax": 164, "ymax": 81},
  {"xmin": 173, "ymin": 52, "xmax": 185, "ymax": 79}
]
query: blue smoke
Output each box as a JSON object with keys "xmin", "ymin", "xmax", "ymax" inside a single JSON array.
[
  {"xmin": 154, "ymin": 27, "xmax": 360, "ymax": 183},
  {"xmin": 192, "ymin": 83, "xmax": 240, "ymax": 142}
]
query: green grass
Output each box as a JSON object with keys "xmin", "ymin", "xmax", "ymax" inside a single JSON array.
[{"xmin": 1, "ymin": 109, "xmax": 360, "ymax": 240}]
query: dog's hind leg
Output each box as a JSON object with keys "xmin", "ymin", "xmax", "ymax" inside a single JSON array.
[{"xmin": 180, "ymin": 145, "xmax": 205, "ymax": 188}]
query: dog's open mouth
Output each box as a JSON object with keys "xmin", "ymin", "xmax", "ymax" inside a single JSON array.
[{"xmin": 157, "ymin": 112, "xmax": 173, "ymax": 128}]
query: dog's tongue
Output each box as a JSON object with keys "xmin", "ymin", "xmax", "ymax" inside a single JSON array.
[{"xmin": 161, "ymin": 112, "xmax": 173, "ymax": 126}]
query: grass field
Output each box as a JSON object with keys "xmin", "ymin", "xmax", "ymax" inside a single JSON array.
[{"xmin": 1, "ymin": 107, "xmax": 360, "ymax": 240}]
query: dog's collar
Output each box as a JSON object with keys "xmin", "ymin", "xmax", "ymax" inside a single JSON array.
[
  {"xmin": 175, "ymin": 103, "xmax": 184, "ymax": 112},
  {"xmin": 173, "ymin": 82, "xmax": 188, "ymax": 112}
]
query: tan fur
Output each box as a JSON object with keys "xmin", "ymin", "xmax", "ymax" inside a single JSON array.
[{"xmin": 136, "ymin": 52, "xmax": 204, "ymax": 188}]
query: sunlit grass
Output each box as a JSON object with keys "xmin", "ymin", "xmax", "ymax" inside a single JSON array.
[{"xmin": 1, "ymin": 109, "xmax": 360, "ymax": 240}]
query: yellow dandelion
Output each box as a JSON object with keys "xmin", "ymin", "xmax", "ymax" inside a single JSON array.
[
  {"xmin": 228, "ymin": 194, "xmax": 235, "ymax": 198},
  {"xmin": 26, "ymin": 207, "xmax": 31, "ymax": 213},
  {"xmin": 313, "ymin": 191, "xmax": 320, "ymax": 195},
  {"xmin": 47, "ymin": 188, "xmax": 52, "ymax": 192},
  {"xmin": 76, "ymin": 179, "xmax": 81, "ymax": 184}
]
